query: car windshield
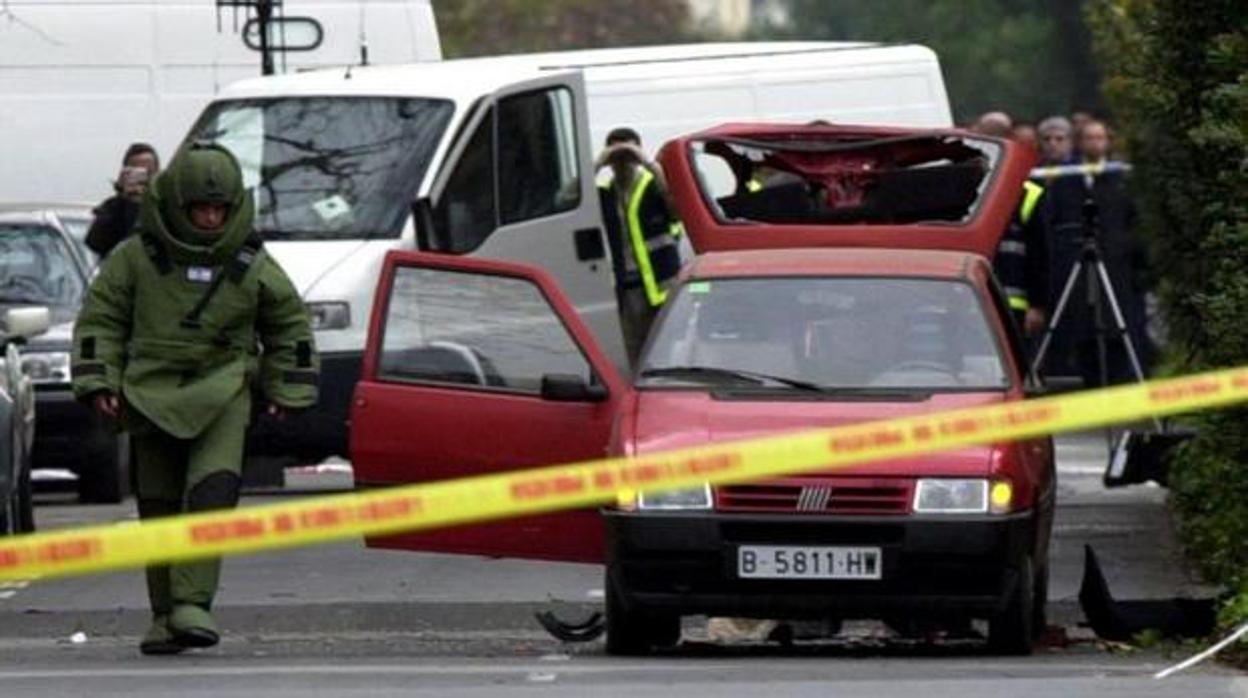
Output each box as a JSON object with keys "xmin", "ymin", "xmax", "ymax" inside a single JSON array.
[
  {"xmin": 639, "ymin": 276, "xmax": 1009, "ymax": 392},
  {"xmin": 690, "ymin": 134, "xmax": 1001, "ymax": 226},
  {"xmin": 0, "ymin": 225, "xmax": 85, "ymax": 311},
  {"xmin": 188, "ymin": 96, "xmax": 455, "ymax": 241}
]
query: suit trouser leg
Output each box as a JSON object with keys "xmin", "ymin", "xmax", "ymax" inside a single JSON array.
[
  {"xmin": 133, "ymin": 431, "xmax": 186, "ymax": 617},
  {"xmin": 170, "ymin": 395, "xmax": 248, "ymax": 610}
]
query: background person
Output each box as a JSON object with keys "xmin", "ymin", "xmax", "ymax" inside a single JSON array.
[
  {"xmin": 972, "ymin": 111, "xmax": 1052, "ymax": 339},
  {"xmin": 85, "ymin": 142, "xmax": 161, "ymax": 258},
  {"xmin": 596, "ymin": 127, "xmax": 685, "ymax": 363}
]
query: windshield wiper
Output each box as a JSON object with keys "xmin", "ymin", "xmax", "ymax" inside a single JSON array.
[{"xmin": 640, "ymin": 366, "xmax": 825, "ymax": 391}]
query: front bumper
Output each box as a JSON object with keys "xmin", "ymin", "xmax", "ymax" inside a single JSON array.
[
  {"xmin": 604, "ymin": 510, "xmax": 1036, "ymax": 620},
  {"xmin": 246, "ymin": 351, "xmax": 361, "ymax": 461}
]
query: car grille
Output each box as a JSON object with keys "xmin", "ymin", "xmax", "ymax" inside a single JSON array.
[{"xmin": 716, "ymin": 477, "xmax": 912, "ymax": 515}]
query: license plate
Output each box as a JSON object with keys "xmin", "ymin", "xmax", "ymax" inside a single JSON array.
[{"xmin": 737, "ymin": 545, "xmax": 882, "ymax": 580}]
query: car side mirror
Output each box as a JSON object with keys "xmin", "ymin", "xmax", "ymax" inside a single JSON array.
[
  {"xmin": 411, "ymin": 197, "xmax": 436, "ymax": 251},
  {"xmin": 3, "ymin": 307, "xmax": 50, "ymax": 345},
  {"xmin": 540, "ymin": 374, "xmax": 607, "ymax": 403}
]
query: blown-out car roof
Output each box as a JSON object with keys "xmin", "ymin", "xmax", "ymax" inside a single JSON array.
[
  {"xmin": 687, "ymin": 247, "xmax": 982, "ymax": 281},
  {"xmin": 659, "ymin": 122, "xmax": 1036, "ymax": 258}
]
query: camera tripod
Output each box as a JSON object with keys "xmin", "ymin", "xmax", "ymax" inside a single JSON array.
[{"xmin": 1030, "ymin": 199, "xmax": 1163, "ymax": 480}]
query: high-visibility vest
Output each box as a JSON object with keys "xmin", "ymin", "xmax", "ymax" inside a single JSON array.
[
  {"xmin": 612, "ymin": 169, "xmax": 682, "ymax": 307},
  {"xmin": 996, "ymin": 180, "xmax": 1045, "ymax": 312}
]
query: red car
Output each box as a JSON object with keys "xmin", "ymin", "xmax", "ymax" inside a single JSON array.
[{"xmin": 350, "ymin": 124, "xmax": 1055, "ymax": 655}]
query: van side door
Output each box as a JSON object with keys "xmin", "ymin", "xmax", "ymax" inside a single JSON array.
[
  {"xmin": 419, "ymin": 71, "xmax": 628, "ymax": 372},
  {"xmin": 351, "ymin": 251, "xmax": 628, "ymax": 563}
]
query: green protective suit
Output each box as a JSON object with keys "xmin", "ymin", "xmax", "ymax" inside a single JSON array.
[{"xmin": 71, "ymin": 143, "xmax": 317, "ymax": 650}]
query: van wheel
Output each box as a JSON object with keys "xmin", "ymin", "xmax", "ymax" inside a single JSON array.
[
  {"xmin": 604, "ymin": 572, "xmax": 680, "ymax": 656},
  {"xmin": 79, "ymin": 435, "xmax": 129, "ymax": 504},
  {"xmin": 988, "ymin": 554, "xmax": 1035, "ymax": 655}
]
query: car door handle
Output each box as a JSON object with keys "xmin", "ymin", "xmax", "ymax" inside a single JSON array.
[{"xmin": 573, "ymin": 228, "xmax": 606, "ymax": 261}]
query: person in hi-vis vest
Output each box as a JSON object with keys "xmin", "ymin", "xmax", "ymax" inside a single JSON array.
[{"xmin": 595, "ymin": 127, "xmax": 686, "ymax": 364}]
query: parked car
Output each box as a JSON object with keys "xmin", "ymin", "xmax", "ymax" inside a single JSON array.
[
  {"xmin": 348, "ymin": 124, "xmax": 1056, "ymax": 655},
  {"xmin": 0, "ymin": 209, "xmax": 129, "ymax": 503},
  {"xmin": 0, "ymin": 204, "xmax": 96, "ymax": 270},
  {"xmin": 1, "ymin": 307, "xmax": 50, "ymax": 534}
]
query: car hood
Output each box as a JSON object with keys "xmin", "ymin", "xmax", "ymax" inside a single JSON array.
[
  {"xmin": 261, "ymin": 239, "xmax": 379, "ymax": 298},
  {"xmin": 630, "ymin": 389, "xmax": 1007, "ymax": 477}
]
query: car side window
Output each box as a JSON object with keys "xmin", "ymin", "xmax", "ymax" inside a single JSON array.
[
  {"xmin": 433, "ymin": 108, "xmax": 497, "ymax": 253},
  {"xmin": 378, "ymin": 266, "xmax": 594, "ymax": 394},
  {"xmin": 433, "ymin": 87, "xmax": 581, "ymax": 254},
  {"xmin": 986, "ymin": 275, "xmax": 1030, "ymax": 380},
  {"xmin": 498, "ymin": 87, "xmax": 581, "ymax": 225}
]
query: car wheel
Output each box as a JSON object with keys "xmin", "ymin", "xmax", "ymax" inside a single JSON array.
[
  {"xmin": 604, "ymin": 571, "xmax": 680, "ymax": 656},
  {"xmin": 79, "ymin": 434, "xmax": 130, "ymax": 504},
  {"xmin": 0, "ymin": 490, "xmax": 13, "ymax": 535},
  {"xmin": 16, "ymin": 463, "xmax": 35, "ymax": 533},
  {"xmin": 988, "ymin": 554, "xmax": 1035, "ymax": 655},
  {"xmin": 1032, "ymin": 561, "xmax": 1049, "ymax": 640}
]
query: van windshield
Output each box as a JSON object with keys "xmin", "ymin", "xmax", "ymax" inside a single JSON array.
[{"xmin": 189, "ymin": 97, "xmax": 454, "ymax": 241}]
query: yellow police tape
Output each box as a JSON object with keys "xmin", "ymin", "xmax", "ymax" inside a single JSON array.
[{"xmin": 2, "ymin": 366, "xmax": 1246, "ymax": 581}]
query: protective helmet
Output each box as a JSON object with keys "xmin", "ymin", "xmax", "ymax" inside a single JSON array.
[{"xmin": 156, "ymin": 142, "xmax": 247, "ymax": 242}]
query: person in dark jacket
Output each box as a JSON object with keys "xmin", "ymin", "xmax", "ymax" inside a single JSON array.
[
  {"xmin": 596, "ymin": 127, "xmax": 684, "ymax": 364},
  {"xmin": 85, "ymin": 143, "xmax": 161, "ymax": 258}
]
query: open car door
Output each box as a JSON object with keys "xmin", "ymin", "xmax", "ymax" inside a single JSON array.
[
  {"xmin": 657, "ymin": 123, "xmax": 1037, "ymax": 258},
  {"xmin": 350, "ymin": 251, "xmax": 627, "ymax": 563},
  {"xmin": 416, "ymin": 71, "xmax": 628, "ymax": 372}
]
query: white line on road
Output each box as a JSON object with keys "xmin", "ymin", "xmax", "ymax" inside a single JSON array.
[
  {"xmin": 0, "ymin": 660, "xmax": 1176, "ymax": 682},
  {"xmin": 0, "ymin": 591, "xmax": 14, "ymax": 600}
]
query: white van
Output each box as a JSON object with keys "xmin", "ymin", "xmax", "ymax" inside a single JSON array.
[
  {"xmin": 179, "ymin": 41, "xmax": 953, "ymax": 462},
  {"xmin": 0, "ymin": 0, "xmax": 441, "ymax": 204}
]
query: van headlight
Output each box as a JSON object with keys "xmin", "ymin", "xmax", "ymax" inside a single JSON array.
[
  {"xmin": 307, "ymin": 302, "xmax": 350, "ymax": 331},
  {"xmin": 21, "ymin": 351, "xmax": 72, "ymax": 384},
  {"xmin": 913, "ymin": 479, "xmax": 989, "ymax": 514},
  {"xmin": 637, "ymin": 483, "xmax": 713, "ymax": 511}
]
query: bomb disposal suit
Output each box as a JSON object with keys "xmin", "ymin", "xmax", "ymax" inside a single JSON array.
[{"xmin": 71, "ymin": 144, "xmax": 318, "ymax": 654}]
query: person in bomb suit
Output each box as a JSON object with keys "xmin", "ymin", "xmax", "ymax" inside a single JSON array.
[{"xmin": 71, "ymin": 143, "xmax": 317, "ymax": 654}]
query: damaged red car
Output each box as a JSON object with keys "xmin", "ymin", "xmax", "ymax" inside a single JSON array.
[{"xmin": 350, "ymin": 123, "xmax": 1055, "ymax": 656}]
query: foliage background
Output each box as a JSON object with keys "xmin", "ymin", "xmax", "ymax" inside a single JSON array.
[
  {"xmin": 434, "ymin": 0, "xmax": 1104, "ymax": 123},
  {"xmin": 1086, "ymin": 0, "xmax": 1248, "ymax": 631}
]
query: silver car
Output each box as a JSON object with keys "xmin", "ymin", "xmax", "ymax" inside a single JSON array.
[
  {"xmin": 0, "ymin": 207, "xmax": 129, "ymax": 504},
  {"xmin": 1, "ymin": 307, "xmax": 49, "ymax": 534}
]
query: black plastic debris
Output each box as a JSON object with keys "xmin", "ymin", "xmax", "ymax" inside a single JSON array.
[
  {"xmin": 1078, "ymin": 544, "xmax": 1217, "ymax": 641},
  {"xmin": 535, "ymin": 610, "xmax": 606, "ymax": 643}
]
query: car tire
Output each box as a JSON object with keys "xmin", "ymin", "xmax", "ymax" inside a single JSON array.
[
  {"xmin": 988, "ymin": 554, "xmax": 1035, "ymax": 656},
  {"xmin": 0, "ymin": 490, "xmax": 13, "ymax": 535},
  {"xmin": 1031, "ymin": 561, "xmax": 1049, "ymax": 640},
  {"xmin": 79, "ymin": 434, "xmax": 130, "ymax": 504},
  {"xmin": 16, "ymin": 463, "xmax": 34, "ymax": 533},
  {"xmin": 604, "ymin": 571, "xmax": 680, "ymax": 656}
]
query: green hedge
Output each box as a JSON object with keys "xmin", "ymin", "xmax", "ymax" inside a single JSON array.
[{"xmin": 1087, "ymin": 0, "xmax": 1248, "ymax": 629}]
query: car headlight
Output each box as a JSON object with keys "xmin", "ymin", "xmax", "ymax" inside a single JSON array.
[
  {"xmin": 20, "ymin": 351, "xmax": 72, "ymax": 384},
  {"xmin": 913, "ymin": 478, "xmax": 989, "ymax": 514},
  {"xmin": 637, "ymin": 483, "xmax": 713, "ymax": 511},
  {"xmin": 307, "ymin": 302, "xmax": 350, "ymax": 331}
]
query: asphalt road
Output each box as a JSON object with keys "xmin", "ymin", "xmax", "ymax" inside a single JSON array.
[{"xmin": 0, "ymin": 434, "xmax": 1239, "ymax": 697}]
